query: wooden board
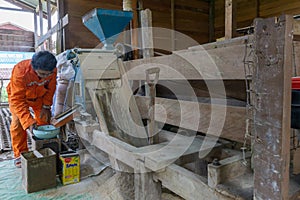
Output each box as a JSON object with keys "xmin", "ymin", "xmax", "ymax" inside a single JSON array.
[
  {"xmin": 79, "ymin": 129, "xmax": 218, "ymax": 172},
  {"xmin": 253, "ymin": 15, "xmax": 293, "ymax": 200},
  {"xmin": 85, "ymin": 80, "xmax": 149, "ymax": 147},
  {"xmin": 63, "ymin": 0, "xmax": 122, "ymax": 49},
  {"xmin": 123, "ymin": 43, "xmax": 246, "ymax": 80},
  {"xmin": 144, "ymin": 134, "xmax": 222, "ymax": 171},
  {"xmin": 208, "ymin": 153, "xmax": 251, "ymax": 188},
  {"xmin": 135, "ymin": 96, "xmax": 247, "ymax": 144},
  {"xmin": 154, "ymin": 164, "xmax": 234, "ymax": 200},
  {"xmin": 155, "ymin": 80, "xmax": 247, "ymax": 101}
]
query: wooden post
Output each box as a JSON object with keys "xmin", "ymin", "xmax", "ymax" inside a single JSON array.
[
  {"xmin": 33, "ymin": 12, "xmax": 38, "ymax": 51},
  {"xmin": 225, "ymin": 0, "xmax": 236, "ymax": 39},
  {"xmin": 209, "ymin": 0, "xmax": 215, "ymax": 42},
  {"xmin": 56, "ymin": 0, "xmax": 65, "ymax": 53},
  {"xmin": 141, "ymin": 9, "xmax": 154, "ymax": 58},
  {"xmin": 171, "ymin": 0, "xmax": 175, "ymax": 51},
  {"xmin": 130, "ymin": 0, "xmax": 139, "ymax": 59},
  {"xmin": 255, "ymin": 0, "xmax": 260, "ymax": 18},
  {"xmin": 253, "ymin": 15, "xmax": 293, "ymax": 200},
  {"xmin": 38, "ymin": 0, "xmax": 44, "ymax": 50},
  {"xmin": 46, "ymin": 0, "xmax": 52, "ymax": 51},
  {"xmin": 134, "ymin": 160, "xmax": 162, "ymax": 200}
]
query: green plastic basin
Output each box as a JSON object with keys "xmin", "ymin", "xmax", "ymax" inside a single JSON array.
[{"xmin": 33, "ymin": 125, "xmax": 59, "ymax": 139}]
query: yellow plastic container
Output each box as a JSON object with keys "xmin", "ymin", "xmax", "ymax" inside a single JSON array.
[{"xmin": 59, "ymin": 151, "xmax": 80, "ymax": 185}]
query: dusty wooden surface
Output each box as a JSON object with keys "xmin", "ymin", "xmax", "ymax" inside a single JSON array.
[
  {"xmin": 154, "ymin": 164, "xmax": 235, "ymax": 200},
  {"xmin": 253, "ymin": 15, "xmax": 293, "ymax": 200},
  {"xmin": 136, "ymin": 96, "xmax": 247, "ymax": 144},
  {"xmin": 208, "ymin": 153, "xmax": 251, "ymax": 188},
  {"xmin": 123, "ymin": 43, "xmax": 246, "ymax": 80}
]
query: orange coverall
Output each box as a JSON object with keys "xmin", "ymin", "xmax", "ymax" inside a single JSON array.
[{"xmin": 7, "ymin": 59, "xmax": 57, "ymax": 158}]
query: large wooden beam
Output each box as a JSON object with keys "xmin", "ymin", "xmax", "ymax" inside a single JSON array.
[
  {"xmin": 253, "ymin": 15, "xmax": 293, "ymax": 200},
  {"xmin": 136, "ymin": 96, "xmax": 247, "ymax": 144},
  {"xmin": 201, "ymin": 35, "xmax": 252, "ymax": 50},
  {"xmin": 78, "ymin": 128, "xmax": 221, "ymax": 172},
  {"xmin": 123, "ymin": 42, "xmax": 246, "ymax": 80},
  {"xmin": 154, "ymin": 164, "xmax": 235, "ymax": 200}
]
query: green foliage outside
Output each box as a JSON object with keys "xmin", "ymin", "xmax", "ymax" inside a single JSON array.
[{"xmin": 1, "ymin": 87, "xmax": 8, "ymax": 103}]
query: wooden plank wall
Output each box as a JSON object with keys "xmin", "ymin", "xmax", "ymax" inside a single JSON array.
[
  {"xmin": 0, "ymin": 29, "xmax": 34, "ymax": 52},
  {"xmin": 215, "ymin": 0, "xmax": 300, "ymax": 39},
  {"xmin": 63, "ymin": 0, "xmax": 122, "ymax": 49},
  {"xmin": 143, "ymin": 0, "xmax": 209, "ymax": 50},
  {"xmin": 62, "ymin": 0, "xmax": 209, "ymax": 50}
]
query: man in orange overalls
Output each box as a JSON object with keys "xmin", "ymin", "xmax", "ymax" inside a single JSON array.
[{"xmin": 7, "ymin": 51, "xmax": 57, "ymax": 167}]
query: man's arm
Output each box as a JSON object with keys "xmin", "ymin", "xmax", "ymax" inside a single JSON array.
[{"xmin": 9, "ymin": 67, "xmax": 36, "ymax": 130}]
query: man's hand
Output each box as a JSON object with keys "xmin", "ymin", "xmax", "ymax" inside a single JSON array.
[
  {"xmin": 40, "ymin": 106, "xmax": 51, "ymax": 123},
  {"xmin": 27, "ymin": 123, "xmax": 37, "ymax": 133}
]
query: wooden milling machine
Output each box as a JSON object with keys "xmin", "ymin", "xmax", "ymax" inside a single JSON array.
[{"xmin": 54, "ymin": 8, "xmax": 300, "ymax": 200}]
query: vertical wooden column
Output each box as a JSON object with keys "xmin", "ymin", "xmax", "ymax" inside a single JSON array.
[
  {"xmin": 225, "ymin": 0, "xmax": 236, "ymax": 39},
  {"xmin": 141, "ymin": 9, "xmax": 154, "ymax": 58},
  {"xmin": 33, "ymin": 12, "xmax": 38, "ymax": 51},
  {"xmin": 56, "ymin": 0, "xmax": 65, "ymax": 53},
  {"xmin": 253, "ymin": 15, "xmax": 293, "ymax": 200},
  {"xmin": 209, "ymin": 0, "xmax": 215, "ymax": 42},
  {"xmin": 38, "ymin": 0, "xmax": 44, "ymax": 50},
  {"xmin": 130, "ymin": 0, "xmax": 139, "ymax": 59},
  {"xmin": 255, "ymin": 0, "xmax": 260, "ymax": 18},
  {"xmin": 46, "ymin": 0, "xmax": 52, "ymax": 51},
  {"xmin": 171, "ymin": 0, "xmax": 175, "ymax": 51},
  {"xmin": 134, "ymin": 160, "xmax": 161, "ymax": 200}
]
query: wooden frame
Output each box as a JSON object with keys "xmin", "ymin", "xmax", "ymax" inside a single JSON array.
[{"xmin": 72, "ymin": 14, "xmax": 300, "ymax": 199}]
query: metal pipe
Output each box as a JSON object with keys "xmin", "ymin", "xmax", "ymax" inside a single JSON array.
[{"xmin": 75, "ymin": 48, "xmax": 115, "ymax": 53}]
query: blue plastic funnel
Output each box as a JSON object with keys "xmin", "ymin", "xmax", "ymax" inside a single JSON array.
[{"xmin": 82, "ymin": 8, "xmax": 133, "ymax": 49}]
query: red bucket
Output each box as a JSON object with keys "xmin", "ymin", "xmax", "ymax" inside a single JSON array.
[{"xmin": 292, "ymin": 76, "xmax": 300, "ymax": 89}]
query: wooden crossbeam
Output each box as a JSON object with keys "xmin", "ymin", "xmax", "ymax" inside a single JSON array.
[
  {"xmin": 123, "ymin": 43, "xmax": 246, "ymax": 80},
  {"xmin": 154, "ymin": 164, "xmax": 234, "ymax": 200},
  {"xmin": 135, "ymin": 96, "xmax": 247, "ymax": 143},
  {"xmin": 78, "ymin": 129, "xmax": 221, "ymax": 172}
]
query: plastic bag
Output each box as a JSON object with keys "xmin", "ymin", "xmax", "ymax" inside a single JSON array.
[{"xmin": 58, "ymin": 61, "xmax": 75, "ymax": 80}]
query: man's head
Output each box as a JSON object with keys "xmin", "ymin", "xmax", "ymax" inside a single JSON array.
[{"xmin": 31, "ymin": 51, "xmax": 57, "ymax": 78}]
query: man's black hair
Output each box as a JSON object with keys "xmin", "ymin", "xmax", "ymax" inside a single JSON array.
[{"xmin": 31, "ymin": 51, "xmax": 57, "ymax": 71}]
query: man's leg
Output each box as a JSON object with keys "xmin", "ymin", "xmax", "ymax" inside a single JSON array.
[{"xmin": 10, "ymin": 112, "xmax": 28, "ymax": 159}]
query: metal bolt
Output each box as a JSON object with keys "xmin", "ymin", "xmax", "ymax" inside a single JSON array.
[{"xmin": 212, "ymin": 158, "xmax": 221, "ymax": 166}]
